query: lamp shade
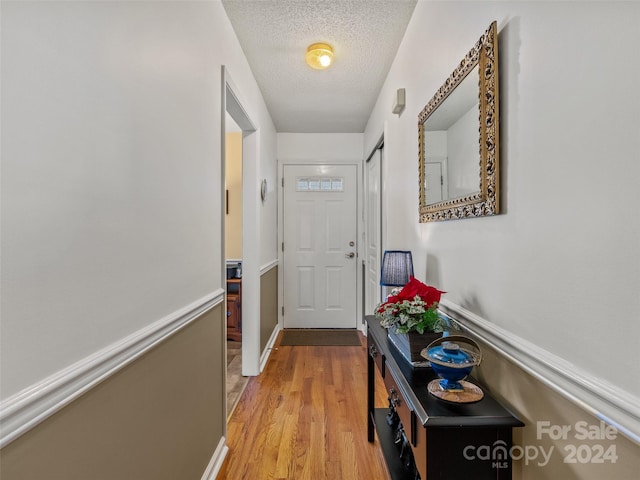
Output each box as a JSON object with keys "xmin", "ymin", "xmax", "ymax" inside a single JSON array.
[{"xmin": 380, "ymin": 250, "xmax": 414, "ymax": 287}]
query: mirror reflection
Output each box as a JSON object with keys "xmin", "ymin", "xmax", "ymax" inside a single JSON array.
[{"xmin": 423, "ymin": 65, "xmax": 479, "ymax": 205}]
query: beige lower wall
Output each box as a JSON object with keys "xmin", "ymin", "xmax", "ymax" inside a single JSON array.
[
  {"xmin": 0, "ymin": 304, "xmax": 226, "ymax": 480},
  {"xmin": 260, "ymin": 265, "xmax": 278, "ymax": 351},
  {"xmin": 475, "ymin": 341, "xmax": 640, "ymax": 479}
]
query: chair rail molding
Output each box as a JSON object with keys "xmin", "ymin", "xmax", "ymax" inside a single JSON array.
[
  {"xmin": 0, "ymin": 289, "xmax": 225, "ymax": 448},
  {"xmin": 260, "ymin": 259, "xmax": 279, "ymax": 275},
  {"xmin": 439, "ymin": 299, "xmax": 640, "ymax": 445}
]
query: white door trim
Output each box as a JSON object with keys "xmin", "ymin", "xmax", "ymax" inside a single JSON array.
[{"xmin": 363, "ymin": 137, "xmax": 383, "ymax": 321}]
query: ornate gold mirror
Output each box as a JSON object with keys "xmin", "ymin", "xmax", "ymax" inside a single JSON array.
[{"xmin": 419, "ymin": 21, "xmax": 499, "ymax": 222}]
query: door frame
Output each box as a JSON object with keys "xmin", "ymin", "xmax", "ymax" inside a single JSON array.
[
  {"xmin": 221, "ymin": 67, "xmax": 260, "ymax": 379},
  {"xmin": 363, "ymin": 135, "xmax": 384, "ymax": 322},
  {"xmin": 278, "ymin": 158, "xmax": 364, "ymax": 333}
]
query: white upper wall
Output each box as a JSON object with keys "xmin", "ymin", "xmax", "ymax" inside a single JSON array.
[
  {"xmin": 1, "ymin": 1, "xmax": 277, "ymax": 399},
  {"xmin": 277, "ymin": 133, "xmax": 364, "ymax": 161},
  {"xmin": 365, "ymin": 1, "xmax": 640, "ymax": 400},
  {"xmin": 259, "ymin": 127, "xmax": 279, "ymax": 269}
]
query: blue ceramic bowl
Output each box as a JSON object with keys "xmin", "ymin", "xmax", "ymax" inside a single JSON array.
[
  {"xmin": 429, "ymin": 362, "xmax": 474, "ymax": 390},
  {"xmin": 421, "ymin": 336, "xmax": 482, "ymax": 391}
]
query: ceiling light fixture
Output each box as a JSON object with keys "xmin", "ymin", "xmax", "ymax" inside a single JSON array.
[{"xmin": 305, "ymin": 43, "xmax": 333, "ymax": 70}]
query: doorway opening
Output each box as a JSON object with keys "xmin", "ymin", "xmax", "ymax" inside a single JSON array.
[
  {"xmin": 224, "ymin": 113, "xmax": 245, "ymax": 417},
  {"xmin": 222, "ymin": 67, "xmax": 258, "ymax": 421}
]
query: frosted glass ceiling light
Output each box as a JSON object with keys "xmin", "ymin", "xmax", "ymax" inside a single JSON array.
[{"xmin": 306, "ymin": 43, "xmax": 333, "ymax": 70}]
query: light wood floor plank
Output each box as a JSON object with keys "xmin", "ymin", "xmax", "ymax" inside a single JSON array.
[{"xmin": 217, "ymin": 331, "xmax": 390, "ymax": 479}]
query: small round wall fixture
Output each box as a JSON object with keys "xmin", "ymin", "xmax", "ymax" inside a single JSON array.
[
  {"xmin": 260, "ymin": 178, "xmax": 267, "ymax": 202},
  {"xmin": 306, "ymin": 43, "xmax": 333, "ymax": 70}
]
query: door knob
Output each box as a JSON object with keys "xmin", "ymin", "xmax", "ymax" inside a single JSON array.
[{"xmin": 345, "ymin": 252, "xmax": 355, "ymax": 258}]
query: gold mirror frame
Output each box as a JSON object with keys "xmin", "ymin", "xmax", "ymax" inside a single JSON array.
[{"xmin": 418, "ymin": 21, "xmax": 499, "ymax": 222}]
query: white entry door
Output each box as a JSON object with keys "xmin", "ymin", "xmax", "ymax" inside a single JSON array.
[{"xmin": 283, "ymin": 164, "xmax": 357, "ymax": 328}]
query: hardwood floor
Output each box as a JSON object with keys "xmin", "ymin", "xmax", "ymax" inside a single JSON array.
[{"xmin": 217, "ymin": 331, "xmax": 391, "ymax": 480}]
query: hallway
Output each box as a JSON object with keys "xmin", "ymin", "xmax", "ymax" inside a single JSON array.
[
  {"xmin": 218, "ymin": 331, "xmax": 390, "ymax": 479},
  {"xmin": 3, "ymin": 3, "xmax": 640, "ymax": 479}
]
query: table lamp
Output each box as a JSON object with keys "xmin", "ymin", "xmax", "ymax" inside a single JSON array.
[{"xmin": 380, "ymin": 251, "xmax": 414, "ymax": 295}]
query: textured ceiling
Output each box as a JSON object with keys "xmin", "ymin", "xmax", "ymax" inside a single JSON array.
[{"xmin": 222, "ymin": 0, "xmax": 418, "ymax": 133}]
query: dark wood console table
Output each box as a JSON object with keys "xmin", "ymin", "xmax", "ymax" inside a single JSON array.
[{"xmin": 366, "ymin": 316, "xmax": 523, "ymax": 479}]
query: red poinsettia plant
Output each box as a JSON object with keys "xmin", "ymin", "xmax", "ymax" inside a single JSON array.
[{"xmin": 375, "ymin": 277, "xmax": 446, "ymax": 334}]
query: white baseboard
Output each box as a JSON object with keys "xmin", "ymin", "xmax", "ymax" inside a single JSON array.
[
  {"xmin": 260, "ymin": 324, "xmax": 281, "ymax": 372},
  {"xmin": 0, "ymin": 289, "xmax": 225, "ymax": 448},
  {"xmin": 439, "ymin": 299, "xmax": 640, "ymax": 445},
  {"xmin": 201, "ymin": 437, "xmax": 229, "ymax": 480}
]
